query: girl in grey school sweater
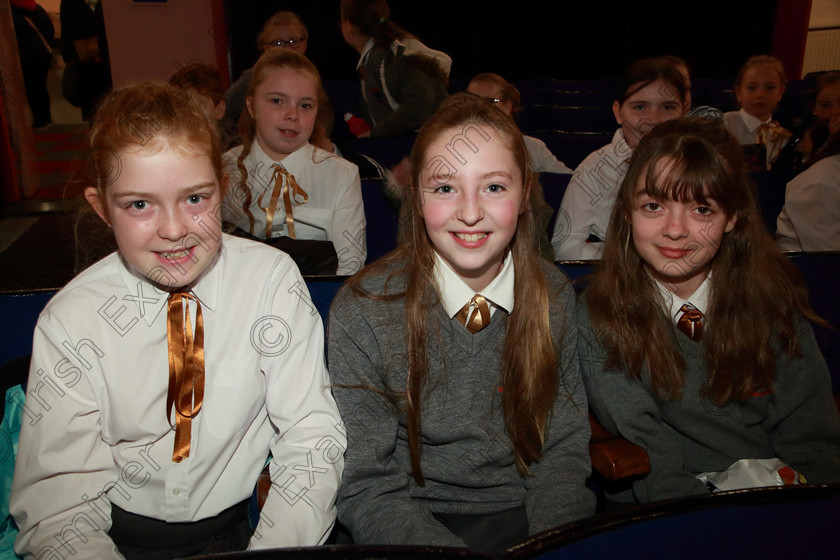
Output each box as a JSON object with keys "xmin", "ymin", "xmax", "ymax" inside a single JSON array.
[
  {"xmin": 578, "ymin": 116, "xmax": 840, "ymax": 504},
  {"xmin": 328, "ymin": 93, "xmax": 595, "ymax": 550}
]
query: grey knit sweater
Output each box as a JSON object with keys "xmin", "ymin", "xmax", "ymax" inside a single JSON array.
[
  {"xmin": 328, "ymin": 259, "xmax": 595, "ymax": 546},
  {"xmin": 577, "ymin": 296, "xmax": 840, "ymax": 503}
]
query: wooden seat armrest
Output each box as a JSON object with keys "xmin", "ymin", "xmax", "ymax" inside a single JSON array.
[{"xmin": 589, "ymin": 413, "xmax": 651, "ymax": 483}]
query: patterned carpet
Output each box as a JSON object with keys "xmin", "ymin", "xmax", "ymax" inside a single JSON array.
[{"xmin": 32, "ymin": 123, "xmax": 89, "ymax": 200}]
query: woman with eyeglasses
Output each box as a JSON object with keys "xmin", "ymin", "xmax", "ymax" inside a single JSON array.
[{"xmin": 339, "ymin": 0, "xmax": 450, "ymax": 138}]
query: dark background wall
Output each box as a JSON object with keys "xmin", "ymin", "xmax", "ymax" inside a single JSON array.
[{"xmin": 224, "ymin": 0, "xmax": 779, "ymax": 84}]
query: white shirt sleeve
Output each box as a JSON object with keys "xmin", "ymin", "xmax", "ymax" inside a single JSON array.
[
  {"xmin": 249, "ymin": 261, "xmax": 345, "ymax": 549},
  {"xmin": 551, "ymin": 132, "xmax": 630, "ymax": 260},
  {"xmin": 776, "ymin": 156, "xmax": 840, "ymax": 252},
  {"xmin": 330, "ymin": 170, "xmax": 367, "ymax": 275},
  {"xmin": 11, "ymin": 315, "xmax": 126, "ymax": 560}
]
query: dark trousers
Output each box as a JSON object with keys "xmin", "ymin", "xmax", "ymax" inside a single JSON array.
[
  {"xmin": 108, "ymin": 501, "xmax": 252, "ymax": 560},
  {"xmin": 434, "ymin": 505, "xmax": 529, "ymax": 551}
]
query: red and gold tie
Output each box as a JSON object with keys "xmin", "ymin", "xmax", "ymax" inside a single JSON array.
[
  {"xmin": 261, "ymin": 164, "xmax": 308, "ymax": 239},
  {"xmin": 166, "ymin": 291, "xmax": 204, "ymax": 462},
  {"xmin": 456, "ymin": 294, "xmax": 491, "ymax": 334},
  {"xmin": 676, "ymin": 304, "xmax": 703, "ymax": 342}
]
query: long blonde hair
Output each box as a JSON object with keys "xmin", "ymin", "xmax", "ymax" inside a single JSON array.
[{"xmin": 347, "ymin": 93, "xmax": 563, "ymax": 483}]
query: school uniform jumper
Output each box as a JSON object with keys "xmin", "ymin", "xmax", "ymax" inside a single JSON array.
[
  {"xmin": 10, "ymin": 235, "xmax": 345, "ymax": 558},
  {"xmin": 328, "ymin": 256, "xmax": 595, "ymax": 547},
  {"xmin": 551, "ymin": 129, "xmax": 632, "ymax": 260},
  {"xmin": 577, "ymin": 286, "xmax": 840, "ymax": 504},
  {"xmin": 223, "ymin": 141, "xmax": 367, "ymax": 274}
]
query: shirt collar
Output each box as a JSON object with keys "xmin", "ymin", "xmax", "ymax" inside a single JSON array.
[
  {"xmin": 356, "ymin": 38, "xmax": 376, "ymax": 70},
  {"xmin": 249, "ymin": 137, "xmax": 313, "ymax": 178},
  {"xmin": 433, "ymin": 251, "xmax": 515, "ymax": 319},
  {"xmin": 739, "ymin": 108, "xmax": 771, "ymax": 133},
  {"xmin": 655, "ymin": 273, "xmax": 711, "ymax": 326},
  {"xmin": 117, "ymin": 238, "xmax": 223, "ymax": 327}
]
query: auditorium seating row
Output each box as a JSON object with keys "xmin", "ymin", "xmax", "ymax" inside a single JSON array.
[{"xmin": 325, "ymin": 76, "xmax": 817, "ymax": 142}]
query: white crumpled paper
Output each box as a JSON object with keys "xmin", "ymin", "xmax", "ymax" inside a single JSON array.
[{"xmin": 696, "ymin": 458, "xmax": 806, "ymax": 492}]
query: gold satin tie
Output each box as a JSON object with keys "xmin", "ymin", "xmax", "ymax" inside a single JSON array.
[
  {"xmin": 261, "ymin": 164, "xmax": 308, "ymax": 239},
  {"xmin": 166, "ymin": 291, "xmax": 205, "ymax": 463},
  {"xmin": 676, "ymin": 304, "xmax": 703, "ymax": 342},
  {"xmin": 456, "ymin": 294, "xmax": 491, "ymax": 334}
]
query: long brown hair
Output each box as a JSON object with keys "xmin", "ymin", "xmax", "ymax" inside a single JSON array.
[
  {"xmin": 346, "ymin": 93, "xmax": 562, "ymax": 483},
  {"xmin": 340, "ymin": 0, "xmax": 409, "ymax": 47},
  {"xmin": 586, "ymin": 116, "xmax": 823, "ymax": 404}
]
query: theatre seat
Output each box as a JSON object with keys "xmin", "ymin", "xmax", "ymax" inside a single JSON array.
[
  {"xmin": 589, "ymin": 414, "xmax": 651, "ymax": 483},
  {"xmin": 505, "ymin": 484, "xmax": 840, "ymax": 560}
]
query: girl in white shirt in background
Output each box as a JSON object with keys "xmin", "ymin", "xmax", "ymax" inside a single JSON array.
[
  {"xmin": 223, "ymin": 48, "xmax": 367, "ymax": 275},
  {"xmin": 723, "ymin": 55, "xmax": 790, "ymax": 170},
  {"xmin": 10, "ymin": 83, "xmax": 344, "ymax": 559},
  {"xmin": 552, "ymin": 58, "xmax": 687, "ymax": 261}
]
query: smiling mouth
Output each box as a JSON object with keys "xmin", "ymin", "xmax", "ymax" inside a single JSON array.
[
  {"xmin": 454, "ymin": 232, "xmax": 489, "ymax": 242},
  {"xmin": 158, "ymin": 248, "xmax": 192, "ymax": 260}
]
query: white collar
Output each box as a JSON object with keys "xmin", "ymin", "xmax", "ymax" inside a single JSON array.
[
  {"xmin": 739, "ymin": 108, "xmax": 772, "ymax": 133},
  {"xmin": 655, "ymin": 273, "xmax": 711, "ymax": 326},
  {"xmin": 117, "ymin": 238, "xmax": 223, "ymax": 327},
  {"xmin": 433, "ymin": 251, "xmax": 515, "ymax": 319},
  {"xmin": 356, "ymin": 38, "xmax": 376, "ymax": 70}
]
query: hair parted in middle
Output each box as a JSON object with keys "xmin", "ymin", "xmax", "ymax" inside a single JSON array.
[
  {"xmin": 232, "ymin": 48, "xmax": 326, "ymax": 231},
  {"xmin": 347, "ymin": 92, "xmax": 568, "ymax": 484},
  {"xmin": 585, "ymin": 116, "xmax": 823, "ymax": 405}
]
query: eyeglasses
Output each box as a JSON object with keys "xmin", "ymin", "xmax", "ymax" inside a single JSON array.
[{"xmin": 269, "ymin": 37, "xmax": 306, "ymax": 49}]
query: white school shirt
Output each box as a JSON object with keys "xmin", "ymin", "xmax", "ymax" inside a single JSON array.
[
  {"xmin": 433, "ymin": 251, "xmax": 515, "ymax": 324},
  {"xmin": 524, "ymin": 135, "xmax": 573, "ymax": 174},
  {"xmin": 551, "ymin": 129, "xmax": 632, "ymax": 261},
  {"xmin": 655, "ymin": 274, "xmax": 711, "ymax": 326},
  {"xmin": 723, "ymin": 109, "xmax": 771, "ymax": 145},
  {"xmin": 10, "ymin": 235, "xmax": 345, "ymax": 559},
  {"xmin": 776, "ymin": 154, "xmax": 840, "ymax": 252},
  {"xmin": 222, "ymin": 141, "xmax": 367, "ymax": 275}
]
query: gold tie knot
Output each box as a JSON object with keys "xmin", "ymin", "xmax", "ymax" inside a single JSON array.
[
  {"xmin": 166, "ymin": 291, "xmax": 205, "ymax": 463},
  {"xmin": 456, "ymin": 294, "xmax": 491, "ymax": 334},
  {"xmin": 260, "ymin": 164, "xmax": 309, "ymax": 239},
  {"xmin": 677, "ymin": 304, "xmax": 703, "ymax": 342}
]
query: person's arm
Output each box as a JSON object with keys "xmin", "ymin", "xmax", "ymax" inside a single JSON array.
[
  {"xmin": 249, "ymin": 258, "xmax": 345, "ymax": 548},
  {"xmin": 576, "ymin": 302, "xmax": 709, "ymax": 503},
  {"xmin": 524, "ymin": 279, "xmax": 595, "ymax": 533},
  {"xmin": 327, "ymin": 290, "xmax": 466, "ymax": 546},
  {"xmin": 527, "ymin": 136, "xmax": 573, "ymax": 174},
  {"xmin": 766, "ymin": 317, "xmax": 840, "ymax": 483},
  {"xmin": 369, "ymin": 59, "xmax": 441, "ymax": 138},
  {"xmin": 550, "ymin": 144, "xmax": 624, "ymax": 261},
  {"xmin": 10, "ymin": 317, "xmax": 125, "ymax": 560},
  {"xmin": 330, "ymin": 166, "xmax": 367, "ymax": 275},
  {"xmin": 779, "ymin": 167, "xmax": 840, "ymax": 252}
]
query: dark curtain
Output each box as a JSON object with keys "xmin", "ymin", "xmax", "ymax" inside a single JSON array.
[{"xmin": 225, "ymin": 0, "xmax": 778, "ymax": 83}]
